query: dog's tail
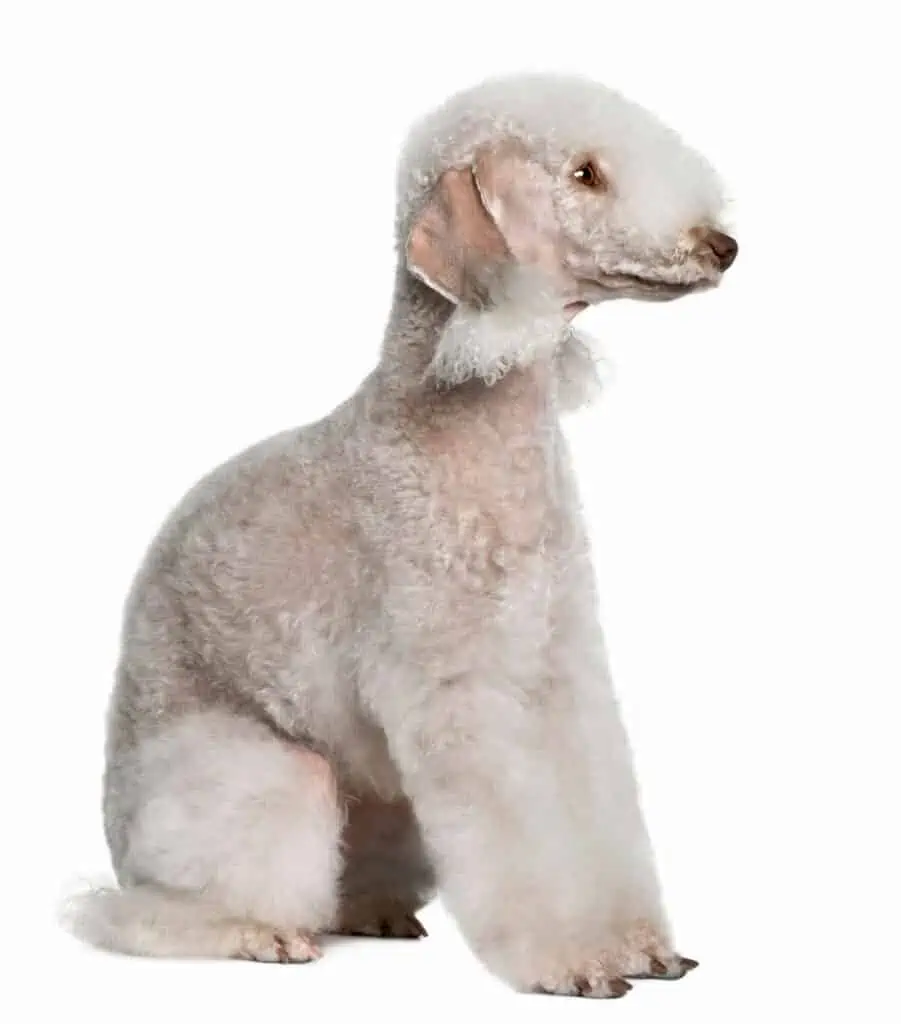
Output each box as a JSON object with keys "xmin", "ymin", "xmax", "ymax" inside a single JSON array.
[{"xmin": 60, "ymin": 883, "xmax": 244, "ymax": 958}]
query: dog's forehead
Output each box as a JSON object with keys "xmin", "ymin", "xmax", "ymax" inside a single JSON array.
[{"xmin": 395, "ymin": 73, "xmax": 724, "ymax": 245}]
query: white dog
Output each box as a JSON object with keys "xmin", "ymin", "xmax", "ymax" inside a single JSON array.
[{"xmin": 66, "ymin": 72, "xmax": 736, "ymax": 998}]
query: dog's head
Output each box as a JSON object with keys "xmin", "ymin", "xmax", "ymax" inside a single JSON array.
[{"xmin": 396, "ymin": 73, "xmax": 736, "ymax": 387}]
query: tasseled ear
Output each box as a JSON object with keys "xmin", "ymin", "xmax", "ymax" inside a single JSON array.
[
  {"xmin": 425, "ymin": 266, "xmax": 567, "ymax": 388},
  {"xmin": 405, "ymin": 164, "xmax": 510, "ymax": 307},
  {"xmin": 406, "ymin": 142, "xmax": 572, "ymax": 388},
  {"xmin": 553, "ymin": 326, "xmax": 608, "ymax": 412}
]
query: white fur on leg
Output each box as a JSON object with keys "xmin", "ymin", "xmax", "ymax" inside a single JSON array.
[
  {"xmin": 60, "ymin": 884, "xmax": 322, "ymax": 960},
  {"xmin": 77, "ymin": 711, "xmax": 345, "ymax": 957},
  {"xmin": 120, "ymin": 712, "xmax": 344, "ymax": 932}
]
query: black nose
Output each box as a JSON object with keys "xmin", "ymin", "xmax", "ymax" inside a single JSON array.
[{"xmin": 705, "ymin": 229, "xmax": 738, "ymax": 271}]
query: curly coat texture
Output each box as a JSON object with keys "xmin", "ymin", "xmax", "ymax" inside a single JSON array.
[{"xmin": 64, "ymin": 73, "xmax": 734, "ymax": 996}]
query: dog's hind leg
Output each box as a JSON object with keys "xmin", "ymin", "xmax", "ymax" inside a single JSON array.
[
  {"xmin": 333, "ymin": 794, "xmax": 436, "ymax": 939},
  {"xmin": 66, "ymin": 710, "xmax": 344, "ymax": 961}
]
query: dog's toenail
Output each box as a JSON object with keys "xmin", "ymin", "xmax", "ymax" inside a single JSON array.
[
  {"xmin": 574, "ymin": 975, "xmax": 592, "ymax": 996},
  {"xmin": 649, "ymin": 956, "xmax": 668, "ymax": 975}
]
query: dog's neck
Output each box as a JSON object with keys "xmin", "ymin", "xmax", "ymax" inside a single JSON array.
[
  {"xmin": 375, "ymin": 266, "xmax": 457, "ymax": 389},
  {"xmin": 373, "ymin": 265, "xmax": 558, "ymax": 423}
]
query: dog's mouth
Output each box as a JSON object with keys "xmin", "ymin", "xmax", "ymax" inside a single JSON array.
[
  {"xmin": 569, "ymin": 271, "xmax": 715, "ymax": 310},
  {"xmin": 621, "ymin": 275, "xmax": 706, "ymax": 302},
  {"xmin": 564, "ymin": 269, "xmax": 717, "ymax": 318}
]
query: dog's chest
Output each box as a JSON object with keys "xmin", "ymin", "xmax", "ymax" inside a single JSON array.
[
  {"xmin": 417, "ymin": 374, "xmax": 560, "ymax": 563},
  {"xmin": 430, "ymin": 429, "xmax": 552, "ymax": 547}
]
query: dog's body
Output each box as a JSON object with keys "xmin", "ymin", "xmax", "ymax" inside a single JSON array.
[{"xmin": 69, "ymin": 74, "xmax": 736, "ymax": 997}]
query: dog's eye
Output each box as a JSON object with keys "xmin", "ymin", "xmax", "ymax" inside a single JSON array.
[{"xmin": 573, "ymin": 161, "xmax": 604, "ymax": 190}]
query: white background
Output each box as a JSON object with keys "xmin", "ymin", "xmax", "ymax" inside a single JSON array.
[{"xmin": 2, "ymin": 1, "xmax": 899, "ymax": 1020}]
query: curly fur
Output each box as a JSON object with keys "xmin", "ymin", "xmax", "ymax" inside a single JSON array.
[
  {"xmin": 428, "ymin": 266, "xmax": 568, "ymax": 387},
  {"xmin": 63, "ymin": 72, "xmax": 734, "ymax": 997}
]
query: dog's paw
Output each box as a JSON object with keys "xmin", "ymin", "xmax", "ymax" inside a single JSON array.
[
  {"xmin": 625, "ymin": 952, "xmax": 699, "ymax": 980},
  {"xmin": 618, "ymin": 920, "xmax": 698, "ymax": 981},
  {"xmin": 235, "ymin": 925, "xmax": 321, "ymax": 963},
  {"xmin": 532, "ymin": 964, "xmax": 633, "ymax": 999},
  {"xmin": 334, "ymin": 905, "xmax": 428, "ymax": 939}
]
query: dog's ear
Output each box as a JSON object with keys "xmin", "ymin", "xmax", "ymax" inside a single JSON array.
[
  {"xmin": 405, "ymin": 165, "xmax": 509, "ymax": 306},
  {"xmin": 406, "ymin": 143, "xmax": 564, "ymax": 306}
]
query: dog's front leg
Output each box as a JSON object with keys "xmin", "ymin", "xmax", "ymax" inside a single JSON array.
[
  {"xmin": 547, "ymin": 538, "xmax": 699, "ymax": 983},
  {"xmin": 370, "ymin": 664, "xmax": 635, "ymax": 998}
]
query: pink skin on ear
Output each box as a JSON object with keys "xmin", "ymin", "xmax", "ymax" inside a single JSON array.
[
  {"xmin": 406, "ymin": 166, "xmax": 510, "ymax": 305},
  {"xmin": 407, "ymin": 143, "xmax": 576, "ymax": 315}
]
